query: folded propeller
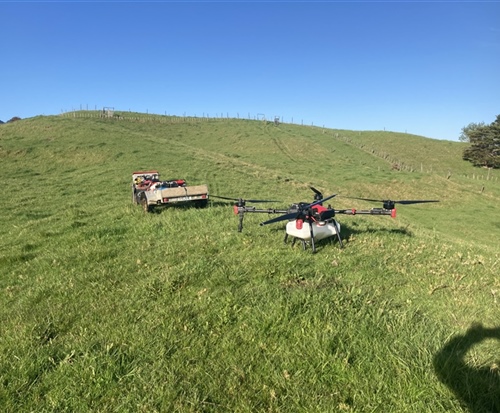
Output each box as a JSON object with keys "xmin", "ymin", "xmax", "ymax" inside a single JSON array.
[
  {"xmin": 344, "ymin": 196, "xmax": 439, "ymax": 210},
  {"xmin": 260, "ymin": 193, "xmax": 337, "ymax": 226},
  {"xmin": 210, "ymin": 195, "xmax": 280, "ymax": 207}
]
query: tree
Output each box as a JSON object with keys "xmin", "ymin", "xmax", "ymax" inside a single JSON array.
[
  {"xmin": 462, "ymin": 115, "xmax": 500, "ymax": 169},
  {"xmin": 458, "ymin": 121, "xmax": 485, "ymax": 142}
]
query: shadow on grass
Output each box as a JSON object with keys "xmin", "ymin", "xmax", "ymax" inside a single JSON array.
[
  {"xmin": 340, "ymin": 223, "xmax": 414, "ymax": 242},
  {"xmin": 433, "ymin": 324, "xmax": 500, "ymax": 413},
  {"xmin": 143, "ymin": 201, "xmax": 210, "ymax": 214}
]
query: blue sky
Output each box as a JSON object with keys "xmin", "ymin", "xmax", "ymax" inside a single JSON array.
[{"xmin": 1, "ymin": 1, "xmax": 499, "ymax": 140}]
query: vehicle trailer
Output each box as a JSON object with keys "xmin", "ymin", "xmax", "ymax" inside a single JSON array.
[{"xmin": 132, "ymin": 171, "xmax": 209, "ymax": 212}]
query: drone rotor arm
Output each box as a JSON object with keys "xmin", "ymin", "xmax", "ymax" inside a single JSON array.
[
  {"xmin": 234, "ymin": 205, "xmax": 288, "ymax": 214},
  {"xmin": 335, "ymin": 208, "xmax": 395, "ymax": 217}
]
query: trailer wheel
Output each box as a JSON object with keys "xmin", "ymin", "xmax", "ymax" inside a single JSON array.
[
  {"xmin": 195, "ymin": 199, "xmax": 208, "ymax": 208},
  {"xmin": 140, "ymin": 196, "xmax": 151, "ymax": 213}
]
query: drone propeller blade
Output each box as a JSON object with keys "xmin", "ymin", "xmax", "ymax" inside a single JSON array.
[
  {"xmin": 260, "ymin": 193, "xmax": 337, "ymax": 226},
  {"xmin": 344, "ymin": 196, "xmax": 382, "ymax": 203},
  {"xmin": 211, "ymin": 195, "xmax": 280, "ymax": 203},
  {"xmin": 310, "ymin": 186, "xmax": 322, "ymax": 195},
  {"xmin": 391, "ymin": 200, "xmax": 440, "ymax": 205},
  {"xmin": 345, "ymin": 196, "xmax": 439, "ymax": 205},
  {"xmin": 309, "ymin": 193, "xmax": 337, "ymax": 207},
  {"xmin": 246, "ymin": 199, "xmax": 281, "ymax": 203},
  {"xmin": 260, "ymin": 211, "xmax": 299, "ymax": 226},
  {"xmin": 210, "ymin": 195, "xmax": 240, "ymax": 201},
  {"xmin": 310, "ymin": 186, "xmax": 324, "ymax": 202}
]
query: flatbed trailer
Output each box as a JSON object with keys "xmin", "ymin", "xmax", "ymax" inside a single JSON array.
[{"xmin": 132, "ymin": 171, "xmax": 209, "ymax": 212}]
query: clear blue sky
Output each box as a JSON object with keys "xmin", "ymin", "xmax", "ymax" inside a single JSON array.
[{"xmin": 1, "ymin": 1, "xmax": 499, "ymax": 140}]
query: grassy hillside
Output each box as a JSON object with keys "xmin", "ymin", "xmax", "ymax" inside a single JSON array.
[{"xmin": 1, "ymin": 113, "xmax": 499, "ymax": 412}]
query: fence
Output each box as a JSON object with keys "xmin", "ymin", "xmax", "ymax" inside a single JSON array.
[
  {"xmin": 59, "ymin": 109, "xmax": 323, "ymax": 127},
  {"xmin": 330, "ymin": 133, "xmax": 498, "ymax": 183},
  {"xmin": 59, "ymin": 110, "xmax": 498, "ymax": 184}
]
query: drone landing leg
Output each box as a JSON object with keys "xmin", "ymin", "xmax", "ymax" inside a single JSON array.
[
  {"xmin": 284, "ymin": 233, "xmax": 288, "ymax": 244},
  {"xmin": 309, "ymin": 236, "xmax": 317, "ymax": 253},
  {"xmin": 310, "ymin": 238, "xmax": 316, "ymax": 253},
  {"xmin": 238, "ymin": 212, "xmax": 244, "ymax": 232},
  {"xmin": 333, "ymin": 219, "xmax": 343, "ymax": 248},
  {"xmin": 309, "ymin": 222, "xmax": 316, "ymax": 253}
]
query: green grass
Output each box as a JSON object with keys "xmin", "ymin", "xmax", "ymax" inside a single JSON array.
[{"xmin": 1, "ymin": 113, "xmax": 499, "ymax": 412}]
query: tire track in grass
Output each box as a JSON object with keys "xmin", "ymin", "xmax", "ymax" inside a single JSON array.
[
  {"xmin": 244, "ymin": 121, "xmax": 296, "ymax": 163},
  {"xmin": 144, "ymin": 134, "xmax": 283, "ymax": 182},
  {"xmin": 139, "ymin": 130, "xmax": 332, "ymax": 198},
  {"xmin": 269, "ymin": 132, "xmax": 295, "ymax": 162}
]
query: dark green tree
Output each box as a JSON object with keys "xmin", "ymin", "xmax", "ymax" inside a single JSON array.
[
  {"xmin": 462, "ymin": 115, "xmax": 500, "ymax": 169},
  {"xmin": 458, "ymin": 121, "xmax": 486, "ymax": 142}
]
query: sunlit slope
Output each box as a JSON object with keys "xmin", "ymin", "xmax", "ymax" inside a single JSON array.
[
  {"xmin": 1, "ymin": 113, "xmax": 498, "ymax": 250},
  {"xmin": 2, "ymin": 113, "xmax": 500, "ymax": 413},
  {"xmin": 332, "ymin": 130, "xmax": 468, "ymax": 173}
]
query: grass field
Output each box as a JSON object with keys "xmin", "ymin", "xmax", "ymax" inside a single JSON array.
[{"xmin": 1, "ymin": 113, "xmax": 499, "ymax": 412}]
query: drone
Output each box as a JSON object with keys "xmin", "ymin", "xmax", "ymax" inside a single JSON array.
[{"xmin": 212, "ymin": 188, "xmax": 439, "ymax": 253}]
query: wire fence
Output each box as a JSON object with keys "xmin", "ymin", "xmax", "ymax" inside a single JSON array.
[
  {"xmin": 59, "ymin": 109, "xmax": 498, "ymax": 185},
  {"xmin": 332, "ymin": 134, "xmax": 498, "ymax": 183},
  {"xmin": 59, "ymin": 109, "xmax": 321, "ymax": 127}
]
